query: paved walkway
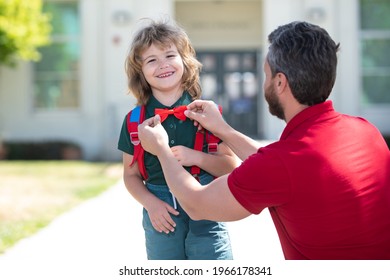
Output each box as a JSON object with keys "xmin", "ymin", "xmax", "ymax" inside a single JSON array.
[
  {"xmin": 0, "ymin": 179, "xmax": 284, "ymax": 279},
  {"xmin": 1, "ymin": 179, "xmax": 388, "ymax": 280}
]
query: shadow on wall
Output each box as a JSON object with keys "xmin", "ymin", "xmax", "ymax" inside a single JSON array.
[{"xmin": 0, "ymin": 141, "xmax": 82, "ymax": 160}]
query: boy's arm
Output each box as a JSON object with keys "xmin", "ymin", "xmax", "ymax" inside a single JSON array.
[
  {"xmin": 122, "ymin": 152, "xmax": 179, "ymax": 233},
  {"xmin": 171, "ymin": 142, "xmax": 241, "ymax": 177}
]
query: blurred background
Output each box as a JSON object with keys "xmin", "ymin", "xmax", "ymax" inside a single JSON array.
[{"xmin": 0, "ymin": 0, "xmax": 389, "ymax": 163}]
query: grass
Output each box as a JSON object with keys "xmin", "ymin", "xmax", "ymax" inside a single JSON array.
[{"xmin": 0, "ymin": 160, "xmax": 122, "ymax": 254}]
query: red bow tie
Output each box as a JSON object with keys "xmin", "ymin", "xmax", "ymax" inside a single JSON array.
[{"xmin": 155, "ymin": 105, "xmax": 187, "ymax": 122}]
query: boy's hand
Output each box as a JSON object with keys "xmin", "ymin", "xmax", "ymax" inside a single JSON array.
[
  {"xmin": 171, "ymin": 145, "xmax": 201, "ymax": 167},
  {"xmin": 145, "ymin": 198, "xmax": 179, "ymax": 234}
]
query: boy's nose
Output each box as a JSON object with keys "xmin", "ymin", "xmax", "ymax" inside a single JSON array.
[{"xmin": 159, "ymin": 63, "xmax": 170, "ymax": 69}]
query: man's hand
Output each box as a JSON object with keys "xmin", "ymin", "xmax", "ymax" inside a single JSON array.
[
  {"xmin": 138, "ymin": 115, "xmax": 169, "ymax": 156},
  {"xmin": 185, "ymin": 100, "xmax": 227, "ymax": 137}
]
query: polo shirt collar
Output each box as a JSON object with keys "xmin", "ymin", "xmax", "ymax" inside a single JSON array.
[
  {"xmin": 280, "ymin": 100, "xmax": 336, "ymax": 140},
  {"xmin": 147, "ymin": 91, "xmax": 193, "ymax": 110}
]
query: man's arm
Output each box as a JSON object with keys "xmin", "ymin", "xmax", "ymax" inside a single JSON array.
[
  {"xmin": 185, "ymin": 100, "xmax": 261, "ymax": 160},
  {"xmin": 138, "ymin": 115, "xmax": 251, "ymax": 222}
]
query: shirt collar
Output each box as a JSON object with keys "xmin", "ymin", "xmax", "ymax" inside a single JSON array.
[
  {"xmin": 280, "ymin": 100, "xmax": 337, "ymax": 140},
  {"xmin": 147, "ymin": 91, "xmax": 193, "ymax": 111}
]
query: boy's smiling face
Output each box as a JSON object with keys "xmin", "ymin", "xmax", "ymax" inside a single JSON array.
[{"xmin": 141, "ymin": 43, "xmax": 184, "ymax": 98}]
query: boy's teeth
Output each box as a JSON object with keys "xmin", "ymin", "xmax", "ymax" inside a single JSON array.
[{"xmin": 159, "ymin": 72, "xmax": 172, "ymax": 78}]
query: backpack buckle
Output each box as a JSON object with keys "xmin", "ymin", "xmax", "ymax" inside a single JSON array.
[
  {"xmin": 130, "ymin": 132, "xmax": 140, "ymax": 145},
  {"xmin": 208, "ymin": 143, "xmax": 218, "ymax": 154}
]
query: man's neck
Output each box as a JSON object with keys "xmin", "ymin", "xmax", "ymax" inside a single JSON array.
[{"xmin": 284, "ymin": 99, "xmax": 309, "ymax": 123}]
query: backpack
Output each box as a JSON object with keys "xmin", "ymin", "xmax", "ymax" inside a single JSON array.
[{"xmin": 127, "ymin": 105, "xmax": 221, "ymax": 180}]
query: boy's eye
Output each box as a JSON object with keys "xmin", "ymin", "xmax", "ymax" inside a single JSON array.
[{"xmin": 146, "ymin": 59, "xmax": 156, "ymax": 64}]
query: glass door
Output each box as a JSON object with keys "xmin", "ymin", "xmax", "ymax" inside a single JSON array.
[{"xmin": 197, "ymin": 51, "xmax": 261, "ymax": 137}]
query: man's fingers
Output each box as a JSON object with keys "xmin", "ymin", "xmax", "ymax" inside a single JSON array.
[
  {"xmin": 141, "ymin": 116, "xmax": 155, "ymax": 127},
  {"xmin": 184, "ymin": 109, "xmax": 196, "ymax": 119},
  {"xmin": 153, "ymin": 114, "xmax": 161, "ymax": 126},
  {"xmin": 186, "ymin": 99, "xmax": 210, "ymax": 111},
  {"xmin": 186, "ymin": 100, "xmax": 199, "ymax": 110}
]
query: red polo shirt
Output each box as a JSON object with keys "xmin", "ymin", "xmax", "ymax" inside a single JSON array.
[{"xmin": 228, "ymin": 101, "xmax": 390, "ymax": 259}]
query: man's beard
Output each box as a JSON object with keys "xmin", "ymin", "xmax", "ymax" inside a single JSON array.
[{"xmin": 265, "ymin": 83, "xmax": 285, "ymax": 120}]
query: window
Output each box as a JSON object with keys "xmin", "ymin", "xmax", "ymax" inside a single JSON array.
[
  {"xmin": 33, "ymin": 0, "xmax": 80, "ymax": 109},
  {"xmin": 360, "ymin": 0, "xmax": 390, "ymax": 105}
]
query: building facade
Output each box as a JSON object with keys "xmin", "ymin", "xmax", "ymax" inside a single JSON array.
[{"xmin": 0, "ymin": 0, "xmax": 389, "ymax": 161}]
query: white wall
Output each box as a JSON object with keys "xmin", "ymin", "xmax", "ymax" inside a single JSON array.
[
  {"xmin": 333, "ymin": 0, "xmax": 360, "ymax": 116},
  {"xmin": 0, "ymin": 64, "xmax": 32, "ymax": 142},
  {"xmin": 176, "ymin": 1, "xmax": 263, "ymax": 50}
]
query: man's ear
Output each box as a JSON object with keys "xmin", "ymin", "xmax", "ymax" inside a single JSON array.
[{"xmin": 275, "ymin": 72, "xmax": 288, "ymax": 91}]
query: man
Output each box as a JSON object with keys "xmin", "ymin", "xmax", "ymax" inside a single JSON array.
[{"xmin": 138, "ymin": 21, "xmax": 390, "ymax": 260}]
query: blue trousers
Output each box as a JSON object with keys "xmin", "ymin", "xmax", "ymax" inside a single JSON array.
[{"xmin": 143, "ymin": 174, "xmax": 233, "ymax": 260}]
